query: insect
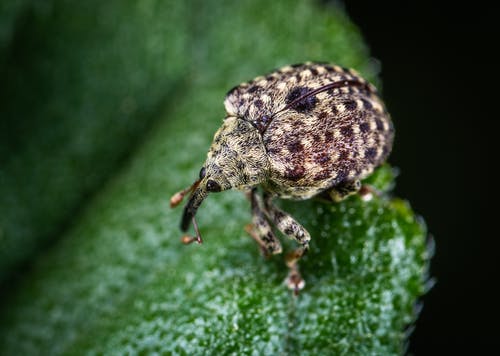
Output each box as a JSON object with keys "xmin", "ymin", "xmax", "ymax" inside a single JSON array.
[{"xmin": 171, "ymin": 62, "xmax": 394, "ymax": 292}]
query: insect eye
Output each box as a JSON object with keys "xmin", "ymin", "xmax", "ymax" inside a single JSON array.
[
  {"xmin": 206, "ymin": 179, "xmax": 221, "ymax": 192},
  {"xmin": 199, "ymin": 167, "xmax": 206, "ymax": 179}
]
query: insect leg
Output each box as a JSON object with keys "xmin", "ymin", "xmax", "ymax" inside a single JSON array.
[
  {"xmin": 326, "ymin": 179, "xmax": 361, "ymax": 202},
  {"xmin": 263, "ymin": 193, "xmax": 311, "ymax": 247},
  {"xmin": 263, "ymin": 193, "xmax": 310, "ymax": 293},
  {"xmin": 246, "ymin": 188, "xmax": 282, "ymax": 256}
]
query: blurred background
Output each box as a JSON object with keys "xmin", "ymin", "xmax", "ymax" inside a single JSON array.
[{"xmin": 1, "ymin": 0, "xmax": 492, "ymax": 354}]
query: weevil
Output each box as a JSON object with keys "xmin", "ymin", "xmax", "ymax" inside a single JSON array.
[{"xmin": 171, "ymin": 62, "xmax": 394, "ymax": 292}]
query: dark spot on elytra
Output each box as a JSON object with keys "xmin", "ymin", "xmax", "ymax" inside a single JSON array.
[
  {"xmin": 284, "ymin": 226, "xmax": 295, "ymax": 236},
  {"xmin": 375, "ymin": 118, "xmax": 384, "ymax": 131},
  {"xmin": 266, "ymin": 74, "xmax": 275, "ymax": 81},
  {"xmin": 287, "ymin": 141, "xmax": 303, "ymax": 153},
  {"xmin": 286, "ymin": 87, "xmax": 305, "ymax": 103},
  {"xmin": 344, "ymin": 100, "xmax": 357, "ymax": 111},
  {"xmin": 361, "ymin": 98, "xmax": 373, "ymax": 110},
  {"xmin": 284, "ymin": 166, "xmax": 305, "ymax": 181},
  {"xmin": 247, "ymin": 85, "xmax": 260, "ymax": 94},
  {"xmin": 313, "ymin": 169, "xmax": 330, "ymax": 181},
  {"xmin": 325, "ymin": 65, "xmax": 335, "ymax": 72},
  {"xmin": 338, "ymin": 150, "xmax": 349, "ymax": 161},
  {"xmin": 330, "ymin": 104, "xmax": 338, "ymax": 115},
  {"xmin": 318, "ymin": 111, "xmax": 328, "ymax": 120},
  {"xmin": 325, "ymin": 131, "xmax": 333, "ymax": 142},
  {"xmin": 254, "ymin": 99, "xmax": 264, "ymax": 109},
  {"xmin": 286, "ymin": 86, "xmax": 318, "ymax": 113},
  {"xmin": 365, "ymin": 147, "xmax": 378, "ymax": 161},
  {"xmin": 310, "ymin": 67, "xmax": 318, "ymax": 76},
  {"xmin": 312, "ymin": 133, "xmax": 321, "ymax": 142},
  {"xmin": 360, "ymin": 122, "xmax": 370, "ymax": 133},
  {"xmin": 291, "ymin": 63, "xmax": 303, "ymax": 68},
  {"xmin": 291, "ymin": 120, "xmax": 302, "ymax": 130},
  {"xmin": 314, "ymin": 153, "xmax": 330, "ymax": 165},
  {"xmin": 340, "ymin": 125, "xmax": 353, "ymax": 137}
]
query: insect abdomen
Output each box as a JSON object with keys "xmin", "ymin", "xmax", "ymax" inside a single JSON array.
[{"xmin": 224, "ymin": 62, "xmax": 394, "ymax": 199}]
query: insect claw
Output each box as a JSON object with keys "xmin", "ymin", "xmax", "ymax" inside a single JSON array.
[
  {"xmin": 359, "ymin": 184, "xmax": 381, "ymax": 201},
  {"xmin": 181, "ymin": 235, "xmax": 198, "ymax": 244},
  {"xmin": 180, "ymin": 217, "xmax": 204, "ymax": 245},
  {"xmin": 285, "ymin": 267, "xmax": 305, "ymax": 294},
  {"xmin": 180, "ymin": 235, "xmax": 203, "ymax": 245}
]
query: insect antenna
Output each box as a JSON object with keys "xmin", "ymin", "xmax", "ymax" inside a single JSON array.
[
  {"xmin": 170, "ymin": 179, "xmax": 201, "ymax": 208},
  {"xmin": 172, "ymin": 179, "xmax": 206, "ymax": 244}
]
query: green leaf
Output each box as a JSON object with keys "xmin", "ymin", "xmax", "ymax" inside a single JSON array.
[
  {"xmin": 0, "ymin": 0, "xmax": 430, "ymax": 354},
  {"xmin": 0, "ymin": 0, "xmax": 189, "ymax": 280}
]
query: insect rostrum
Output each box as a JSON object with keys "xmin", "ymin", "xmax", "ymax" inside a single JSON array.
[{"xmin": 171, "ymin": 62, "xmax": 394, "ymax": 292}]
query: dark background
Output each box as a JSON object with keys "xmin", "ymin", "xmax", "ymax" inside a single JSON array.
[{"xmin": 343, "ymin": 1, "xmax": 494, "ymax": 354}]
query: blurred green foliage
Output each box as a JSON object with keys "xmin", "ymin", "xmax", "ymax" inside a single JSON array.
[
  {"xmin": 0, "ymin": 0, "xmax": 187, "ymax": 280},
  {"xmin": 0, "ymin": 0, "xmax": 430, "ymax": 354}
]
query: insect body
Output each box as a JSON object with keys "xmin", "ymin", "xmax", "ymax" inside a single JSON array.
[{"xmin": 171, "ymin": 62, "xmax": 394, "ymax": 292}]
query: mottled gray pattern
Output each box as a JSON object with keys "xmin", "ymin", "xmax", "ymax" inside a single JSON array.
[
  {"xmin": 224, "ymin": 62, "xmax": 393, "ymax": 199},
  {"xmin": 175, "ymin": 62, "xmax": 394, "ymax": 291}
]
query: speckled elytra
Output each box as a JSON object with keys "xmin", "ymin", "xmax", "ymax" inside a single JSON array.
[{"xmin": 171, "ymin": 62, "xmax": 394, "ymax": 292}]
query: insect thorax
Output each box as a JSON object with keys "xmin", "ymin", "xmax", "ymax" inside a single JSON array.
[{"xmin": 204, "ymin": 117, "xmax": 269, "ymax": 191}]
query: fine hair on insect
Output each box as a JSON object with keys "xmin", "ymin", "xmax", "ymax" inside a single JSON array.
[{"xmin": 171, "ymin": 62, "xmax": 394, "ymax": 293}]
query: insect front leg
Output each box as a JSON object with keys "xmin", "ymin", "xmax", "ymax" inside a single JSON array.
[
  {"xmin": 263, "ymin": 193, "xmax": 310, "ymax": 293},
  {"xmin": 245, "ymin": 188, "xmax": 282, "ymax": 256}
]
